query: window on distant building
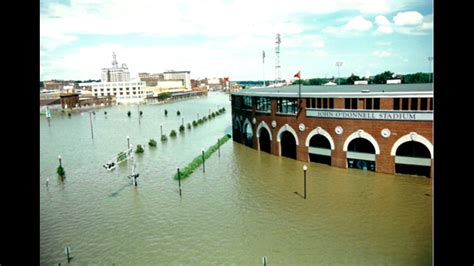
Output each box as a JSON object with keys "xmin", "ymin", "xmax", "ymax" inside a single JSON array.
[
  {"xmin": 420, "ymin": 98, "xmax": 428, "ymax": 110},
  {"xmin": 345, "ymin": 98, "xmax": 351, "ymax": 109},
  {"xmin": 351, "ymin": 98, "xmax": 358, "ymax": 109},
  {"xmin": 402, "ymin": 98, "xmax": 409, "ymax": 110},
  {"xmin": 374, "ymin": 98, "xmax": 380, "ymax": 110},
  {"xmin": 256, "ymin": 97, "xmax": 271, "ymax": 112},
  {"xmin": 410, "ymin": 98, "xmax": 418, "ymax": 110},
  {"xmin": 243, "ymin": 96, "xmax": 253, "ymax": 109},
  {"xmin": 329, "ymin": 98, "xmax": 334, "ymax": 109},
  {"xmin": 393, "ymin": 98, "xmax": 400, "ymax": 110},
  {"xmin": 366, "ymin": 98, "xmax": 373, "ymax": 109},
  {"xmin": 277, "ymin": 98, "xmax": 298, "ymax": 114}
]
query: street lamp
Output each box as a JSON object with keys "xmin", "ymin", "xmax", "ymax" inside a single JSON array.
[
  {"xmin": 335, "ymin": 61, "xmax": 343, "ymax": 85},
  {"xmin": 177, "ymin": 167, "xmax": 182, "ymax": 196},
  {"xmin": 303, "ymin": 165, "xmax": 307, "ymax": 199},
  {"xmin": 127, "ymin": 136, "xmax": 130, "ymax": 149},
  {"xmin": 202, "ymin": 148, "xmax": 205, "ymax": 173}
]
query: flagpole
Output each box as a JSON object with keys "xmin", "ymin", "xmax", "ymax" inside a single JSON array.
[
  {"xmin": 298, "ymin": 71, "xmax": 301, "ymax": 109},
  {"xmin": 262, "ymin": 50, "xmax": 266, "ymax": 87}
]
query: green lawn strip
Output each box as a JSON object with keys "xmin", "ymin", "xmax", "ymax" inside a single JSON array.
[{"xmin": 173, "ymin": 134, "xmax": 231, "ymax": 180}]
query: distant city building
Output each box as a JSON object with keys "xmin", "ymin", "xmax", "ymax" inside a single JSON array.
[
  {"xmin": 43, "ymin": 80, "xmax": 76, "ymax": 91},
  {"xmin": 163, "ymin": 71, "xmax": 191, "ymax": 90},
  {"xmin": 101, "ymin": 52, "xmax": 131, "ymax": 82},
  {"xmin": 80, "ymin": 79, "xmax": 147, "ymax": 104},
  {"xmin": 78, "ymin": 53, "xmax": 146, "ymax": 104}
]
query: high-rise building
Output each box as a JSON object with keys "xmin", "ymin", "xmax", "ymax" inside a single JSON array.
[{"xmin": 101, "ymin": 52, "xmax": 131, "ymax": 82}]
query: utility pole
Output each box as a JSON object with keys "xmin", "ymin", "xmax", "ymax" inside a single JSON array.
[
  {"xmin": 275, "ymin": 34, "xmax": 281, "ymax": 84},
  {"xmin": 428, "ymin": 56, "xmax": 434, "ymax": 83},
  {"xmin": 336, "ymin": 61, "xmax": 343, "ymax": 85}
]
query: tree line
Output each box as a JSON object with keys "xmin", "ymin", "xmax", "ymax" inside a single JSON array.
[{"xmin": 292, "ymin": 71, "xmax": 433, "ymax": 85}]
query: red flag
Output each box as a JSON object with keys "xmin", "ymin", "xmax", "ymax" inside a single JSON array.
[
  {"xmin": 294, "ymin": 71, "xmax": 301, "ymax": 78},
  {"xmin": 224, "ymin": 77, "xmax": 229, "ymax": 82}
]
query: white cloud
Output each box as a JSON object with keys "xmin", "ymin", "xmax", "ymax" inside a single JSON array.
[
  {"xmin": 311, "ymin": 41, "xmax": 325, "ymax": 48},
  {"xmin": 341, "ymin": 16, "xmax": 373, "ymax": 31},
  {"xmin": 373, "ymin": 15, "xmax": 393, "ymax": 35},
  {"xmin": 375, "ymin": 15, "xmax": 391, "ymax": 26},
  {"xmin": 323, "ymin": 16, "xmax": 373, "ymax": 36},
  {"xmin": 393, "ymin": 11, "xmax": 423, "ymax": 26},
  {"xmin": 372, "ymin": 50, "xmax": 391, "ymax": 58},
  {"xmin": 393, "ymin": 12, "xmax": 432, "ymax": 35}
]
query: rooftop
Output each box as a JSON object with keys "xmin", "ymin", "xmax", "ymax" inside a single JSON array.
[{"xmin": 231, "ymin": 83, "xmax": 433, "ymax": 98}]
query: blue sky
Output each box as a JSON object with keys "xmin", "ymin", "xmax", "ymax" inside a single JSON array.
[{"xmin": 40, "ymin": 0, "xmax": 433, "ymax": 81}]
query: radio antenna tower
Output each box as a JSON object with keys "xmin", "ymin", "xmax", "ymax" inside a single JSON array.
[{"xmin": 275, "ymin": 33, "xmax": 281, "ymax": 84}]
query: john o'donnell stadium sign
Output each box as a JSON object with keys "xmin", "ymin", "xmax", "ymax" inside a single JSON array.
[{"xmin": 306, "ymin": 109, "xmax": 433, "ymax": 121}]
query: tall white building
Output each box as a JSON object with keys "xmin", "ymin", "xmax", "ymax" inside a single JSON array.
[
  {"xmin": 101, "ymin": 52, "xmax": 131, "ymax": 82},
  {"xmin": 79, "ymin": 52, "xmax": 147, "ymax": 104}
]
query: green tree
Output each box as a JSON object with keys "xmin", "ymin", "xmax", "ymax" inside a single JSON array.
[
  {"xmin": 371, "ymin": 71, "xmax": 395, "ymax": 84},
  {"xmin": 403, "ymin": 72, "xmax": 430, "ymax": 83},
  {"xmin": 158, "ymin": 92, "xmax": 172, "ymax": 100},
  {"xmin": 346, "ymin": 74, "xmax": 361, "ymax": 84}
]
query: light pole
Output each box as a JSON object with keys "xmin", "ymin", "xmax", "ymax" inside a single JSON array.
[
  {"xmin": 202, "ymin": 148, "xmax": 205, "ymax": 173},
  {"xmin": 303, "ymin": 165, "xmax": 307, "ymax": 199},
  {"xmin": 160, "ymin": 124, "xmax": 163, "ymax": 137},
  {"xmin": 127, "ymin": 136, "xmax": 130, "ymax": 149},
  {"xmin": 428, "ymin": 56, "xmax": 434, "ymax": 83},
  {"xmin": 336, "ymin": 61, "xmax": 343, "ymax": 85},
  {"xmin": 58, "ymin": 155, "xmax": 62, "ymax": 167},
  {"xmin": 177, "ymin": 167, "xmax": 182, "ymax": 196},
  {"xmin": 89, "ymin": 112, "xmax": 94, "ymax": 140}
]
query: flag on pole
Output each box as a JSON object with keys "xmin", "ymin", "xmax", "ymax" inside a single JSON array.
[{"xmin": 295, "ymin": 71, "xmax": 302, "ymax": 111}]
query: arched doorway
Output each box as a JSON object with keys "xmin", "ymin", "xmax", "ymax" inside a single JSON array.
[
  {"xmin": 280, "ymin": 131, "xmax": 297, "ymax": 159},
  {"xmin": 258, "ymin": 127, "xmax": 271, "ymax": 153},
  {"xmin": 395, "ymin": 141, "xmax": 431, "ymax": 177},
  {"xmin": 347, "ymin": 138, "xmax": 376, "ymax": 171},
  {"xmin": 308, "ymin": 134, "xmax": 331, "ymax": 165},
  {"xmin": 243, "ymin": 122, "xmax": 253, "ymax": 148},
  {"xmin": 233, "ymin": 119, "xmax": 241, "ymax": 143}
]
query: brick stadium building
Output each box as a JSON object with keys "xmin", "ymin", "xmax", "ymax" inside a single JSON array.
[{"xmin": 231, "ymin": 83, "xmax": 433, "ymax": 178}]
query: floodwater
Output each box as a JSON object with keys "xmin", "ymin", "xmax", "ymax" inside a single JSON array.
[{"xmin": 40, "ymin": 92, "xmax": 432, "ymax": 265}]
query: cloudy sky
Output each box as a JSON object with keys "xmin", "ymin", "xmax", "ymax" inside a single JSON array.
[{"xmin": 40, "ymin": 0, "xmax": 433, "ymax": 81}]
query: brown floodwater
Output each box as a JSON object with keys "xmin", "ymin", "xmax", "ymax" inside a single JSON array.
[{"xmin": 40, "ymin": 92, "xmax": 432, "ymax": 265}]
